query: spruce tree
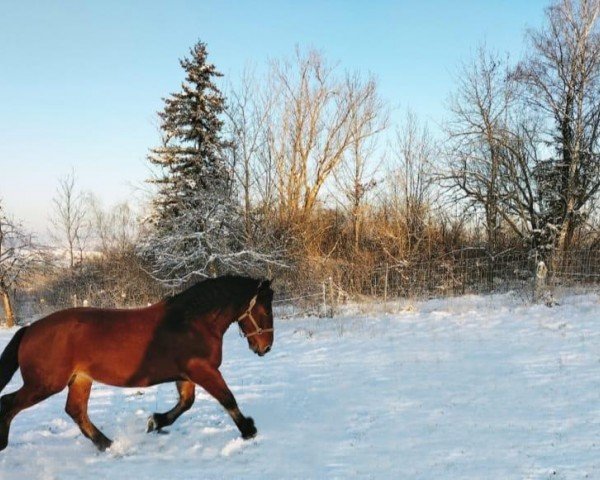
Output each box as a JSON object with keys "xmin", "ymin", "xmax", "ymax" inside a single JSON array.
[{"xmin": 140, "ymin": 41, "xmax": 238, "ymax": 285}]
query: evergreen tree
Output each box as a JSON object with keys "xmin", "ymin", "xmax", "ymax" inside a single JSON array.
[
  {"xmin": 139, "ymin": 41, "xmax": 240, "ymax": 285},
  {"xmin": 150, "ymin": 41, "xmax": 231, "ymax": 221}
]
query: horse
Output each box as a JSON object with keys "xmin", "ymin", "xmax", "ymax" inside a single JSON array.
[{"xmin": 0, "ymin": 275, "xmax": 274, "ymax": 451}]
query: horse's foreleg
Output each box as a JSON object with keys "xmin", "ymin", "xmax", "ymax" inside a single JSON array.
[
  {"xmin": 0, "ymin": 383, "xmax": 60, "ymax": 451},
  {"xmin": 188, "ymin": 366, "xmax": 257, "ymax": 440},
  {"xmin": 147, "ymin": 380, "xmax": 195, "ymax": 433},
  {"xmin": 65, "ymin": 375, "xmax": 112, "ymax": 451}
]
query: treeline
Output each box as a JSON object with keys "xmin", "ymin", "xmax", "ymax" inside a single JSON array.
[{"xmin": 2, "ymin": 0, "xmax": 600, "ymax": 326}]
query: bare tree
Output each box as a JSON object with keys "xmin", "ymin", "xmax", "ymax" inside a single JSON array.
[
  {"xmin": 442, "ymin": 46, "xmax": 562, "ymax": 261},
  {"xmin": 0, "ymin": 202, "xmax": 37, "ymax": 327},
  {"xmin": 513, "ymin": 0, "xmax": 600, "ymax": 253},
  {"xmin": 333, "ymin": 79, "xmax": 387, "ymax": 252},
  {"xmin": 377, "ymin": 111, "xmax": 437, "ymax": 260},
  {"xmin": 334, "ymin": 133, "xmax": 379, "ymax": 253},
  {"xmin": 50, "ymin": 171, "xmax": 89, "ymax": 268},
  {"xmin": 444, "ymin": 47, "xmax": 514, "ymax": 254},
  {"xmin": 267, "ymin": 48, "xmax": 385, "ymax": 226},
  {"xmin": 225, "ymin": 67, "xmax": 277, "ymax": 241},
  {"xmin": 393, "ymin": 111, "xmax": 437, "ymax": 254},
  {"xmin": 89, "ymin": 196, "xmax": 139, "ymax": 256}
]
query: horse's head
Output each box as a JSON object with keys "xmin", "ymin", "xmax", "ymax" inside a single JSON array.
[{"xmin": 237, "ymin": 280, "xmax": 274, "ymax": 356}]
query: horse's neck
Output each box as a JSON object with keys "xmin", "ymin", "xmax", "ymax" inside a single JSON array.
[{"xmin": 197, "ymin": 306, "xmax": 240, "ymax": 336}]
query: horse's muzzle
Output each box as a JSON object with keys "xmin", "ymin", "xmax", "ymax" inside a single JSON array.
[{"xmin": 256, "ymin": 345, "xmax": 272, "ymax": 356}]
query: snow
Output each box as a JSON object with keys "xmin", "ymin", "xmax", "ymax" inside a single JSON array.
[{"xmin": 1, "ymin": 292, "xmax": 600, "ymax": 479}]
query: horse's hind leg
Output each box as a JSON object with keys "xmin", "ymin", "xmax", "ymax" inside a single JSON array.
[
  {"xmin": 147, "ymin": 380, "xmax": 195, "ymax": 433},
  {"xmin": 65, "ymin": 375, "xmax": 112, "ymax": 451},
  {"xmin": 0, "ymin": 383, "xmax": 61, "ymax": 451}
]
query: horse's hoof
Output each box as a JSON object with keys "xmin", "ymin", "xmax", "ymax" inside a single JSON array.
[
  {"xmin": 147, "ymin": 414, "xmax": 169, "ymax": 434},
  {"xmin": 95, "ymin": 438, "xmax": 113, "ymax": 452},
  {"xmin": 0, "ymin": 423, "xmax": 9, "ymax": 451},
  {"xmin": 241, "ymin": 417, "xmax": 257, "ymax": 440},
  {"xmin": 146, "ymin": 415, "xmax": 158, "ymax": 433}
]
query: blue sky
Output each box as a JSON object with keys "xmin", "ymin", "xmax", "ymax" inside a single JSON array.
[{"xmin": 0, "ymin": 0, "xmax": 547, "ymax": 232}]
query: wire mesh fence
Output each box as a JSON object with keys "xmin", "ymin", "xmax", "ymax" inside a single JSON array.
[
  {"xmin": 8, "ymin": 248, "xmax": 600, "ymax": 323},
  {"xmin": 273, "ymin": 247, "xmax": 600, "ymax": 317}
]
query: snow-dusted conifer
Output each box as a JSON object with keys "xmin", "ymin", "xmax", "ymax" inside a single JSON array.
[{"xmin": 139, "ymin": 41, "xmax": 244, "ymax": 285}]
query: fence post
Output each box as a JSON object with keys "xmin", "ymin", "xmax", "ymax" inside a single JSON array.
[
  {"xmin": 384, "ymin": 263, "xmax": 389, "ymax": 311},
  {"xmin": 461, "ymin": 250, "xmax": 466, "ymax": 295},
  {"xmin": 328, "ymin": 276, "xmax": 335, "ymax": 317},
  {"xmin": 322, "ymin": 281, "xmax": 327, "ymax": 317},
  {"xmin": 487, "ymin": 251, "xmax": 494, "ymax": 293},
  {"xmin": 533, "ymin": 250, "xmax": 538, "ymax": 301},
  {"xmin": 535, "ymin": 251, "xmax": 548, "ymax": 303}
]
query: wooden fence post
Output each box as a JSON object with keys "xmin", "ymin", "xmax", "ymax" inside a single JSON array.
[
  {"xmin": 535, "ymin": 254, "xmax": 548, "ymax": 303},
  {"xmin": 384, "ymin": 263, "xmax": 389, "ymax": 310},
  {"xmin": 328, "ymin": 277, "xmax": 335, "ymax": 317}
]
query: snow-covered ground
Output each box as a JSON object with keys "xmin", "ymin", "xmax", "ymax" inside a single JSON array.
[{"xmin": 0, "ymin": 293, "xmax": 599, "ymax": 479}]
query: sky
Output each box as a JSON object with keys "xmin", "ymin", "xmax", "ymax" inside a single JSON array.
[{"xmin": 0, "ymin": 0, "xmax": 548, "ymax": 234}]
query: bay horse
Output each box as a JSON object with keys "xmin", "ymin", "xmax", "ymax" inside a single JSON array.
[{"xmin": 0, "ymin": 275, "xmax": 274, "ymax": 451}]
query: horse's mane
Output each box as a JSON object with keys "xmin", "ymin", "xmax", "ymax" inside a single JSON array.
[{"xmin": 164, "ymin": 275, "xmax": 263, "ymax": 325}]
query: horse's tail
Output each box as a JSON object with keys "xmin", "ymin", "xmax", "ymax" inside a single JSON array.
[{"xmin": 0, "ymin": 327, "xmax": 28, "ymax": 394}]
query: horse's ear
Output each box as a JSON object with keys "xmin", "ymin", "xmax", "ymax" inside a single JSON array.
[{"xmin": 258, "ymin": 279, "xmax": 271, "ymax": 291}]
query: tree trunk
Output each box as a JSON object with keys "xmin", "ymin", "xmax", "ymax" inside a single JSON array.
[
  {"xmin": 555, "ymin": 215, "xmax": 575, "ymax": 253},
  {"xmin": 1, "ymin": 290, "xmax": 15, "ymax": 328},
  {"xmin": 352, "ymin": 200, "xmax": 361, "ymax": 253},
  {"xmin": 552, "ymin": 207, "xmax": 577, "ymax": 279},
  {"xmin": 69, "ymin": 239, "xmax": 74, "ymax": 269}
]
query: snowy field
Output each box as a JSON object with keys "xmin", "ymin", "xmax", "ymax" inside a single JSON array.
[{"xmin": 0, "ymin": 293, "xmax": 600, "ymax": 479}]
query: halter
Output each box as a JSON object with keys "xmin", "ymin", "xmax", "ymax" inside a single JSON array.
[{"xmin": 237, "ymin": 295, "xmax": 274, "ymax": 338}]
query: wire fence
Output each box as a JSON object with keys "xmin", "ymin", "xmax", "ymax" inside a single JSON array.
[
  {"xmin": 272, "ymin": 247, "xmax": 600, "ymax": 317},
  {"xmin": 10, "ymin": 248, "xmax": 600, "ymax": 322}
]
